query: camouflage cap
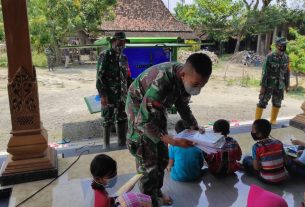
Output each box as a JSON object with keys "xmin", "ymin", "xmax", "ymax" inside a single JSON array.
[
  {"xmin": 275, "ymin": 37, "xmax": 287, "ymax": 46},
  {"xmin": 111, "ymin": 32, "xmax": 130, "ymax": 43}
]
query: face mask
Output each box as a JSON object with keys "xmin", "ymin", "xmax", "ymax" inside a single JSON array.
[
  {"xmin": 114, "ymin": 45, "xmax": 124, "ymax": 54},
  {"xmin": 277, "ymin": 45, "xmax": 286, "ymax": 53},
  {"xmin": 104, "ymin": 176, "xmax": 117, "ymax": 188},
  {"xmin": 184, "ymin": 83, "xmax": 201, "ymax": 96},
  {"xmin": 279, "ymin": 46, "xmax": 286, "ymax": 52},
  {"xmin": 251, "ymin": 132, "xmax": 260, "ymax": 141}
]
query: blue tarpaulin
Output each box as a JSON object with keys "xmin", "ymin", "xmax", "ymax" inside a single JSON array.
[{"xmin": 123, "ymin": 47, "xmax": 170, "ymax": 79}]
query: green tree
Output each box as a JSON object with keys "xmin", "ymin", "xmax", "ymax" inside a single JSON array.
[
  {"xmin": 0, "ymin": 4, "xmax": 5, "ymax": 42},
  {"xmin": 27, "ymin": 0, "xmax": 116, "ymax": 60},
  {"xmin": 174, "ymin": 3, "xmax": 201, "ymax": 29},
  {"xmin": 195, "ymin": 0, "xmax": 244, "ymax": 43},
  {"xmin": 176, "ymin": 0, "xmax": 244, "ymax": 55},
  {"xmin": 287, "ymin": 28, "xmax": 305, "ymax": 87},
  {"xmin": 232, "ymin": 0, "xmax": 276, "ymax": 54}
]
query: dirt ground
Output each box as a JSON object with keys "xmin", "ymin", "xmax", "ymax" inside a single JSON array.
[{"xmin": 0, "ymin": 61, "xmax": 304, "ymax": 152}]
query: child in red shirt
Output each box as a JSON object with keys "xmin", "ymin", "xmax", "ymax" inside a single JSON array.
[
  {"xmin": 204, "ymin": 119, "xmax": 242, "ymax": 175},
  {"xmin": 85, "ymin": 154, "xmax": 117, "ymax": 207}
]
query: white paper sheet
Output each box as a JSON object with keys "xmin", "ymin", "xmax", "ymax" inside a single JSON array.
[{"xmin": 174, "ymin": 129, "xmax": 225, "ymax": 154}]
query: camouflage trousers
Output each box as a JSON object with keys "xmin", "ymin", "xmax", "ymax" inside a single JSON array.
[
  {"xmin": 47, "ymin": 56, "xmax": 55, "ymax": 70},
  {"xmin": 258, "ymin": 88, "xmax": 284, "ymax": 108},
  {"xmin": 101, "ymin": 101, "xmax": 127, "ymax": 127},
  {"xmin": 127, "ymin": 135, "xmax": 169, "ymax": 207}
]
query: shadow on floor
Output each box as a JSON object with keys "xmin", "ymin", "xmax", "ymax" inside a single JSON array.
[
  {"xmin": 62, "ymin": 119, "xmax": 102, "ymax": 142},
  {"xmin": 80, "ymin": 169, "xmax": 304, "ymax": 207},
  {"xmin": 162, "ymin": 169, "xmax": 305, "ymax": 207}
]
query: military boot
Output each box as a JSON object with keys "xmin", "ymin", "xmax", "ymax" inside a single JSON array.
[
  {"xmin": 116, "ymin": 122, "xmax": 127, "ymax": 147},
  {"xmin": 111, "ymin": 124, "xmax": 116, "ymax": 133},
  {"xmin": 103, "ymin": 126, "xmax": 111, "ymax": 149},
  {"xmin": 255, "ymin": 106, "xmax": 264, "ymax": 120},
  {"xmin": 270, "ymin": 106, "xmax": 280, "ymax": 125}
]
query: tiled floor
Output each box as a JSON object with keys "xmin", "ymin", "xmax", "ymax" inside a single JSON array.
[{"xmin": 5, "ymin": 126, "xmax": 305, "ymax": 207}]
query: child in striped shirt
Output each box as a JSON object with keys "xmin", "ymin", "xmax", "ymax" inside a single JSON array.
[{"xmin": 243, "ymin": 119, "xmax": 288, "ymax": 184}]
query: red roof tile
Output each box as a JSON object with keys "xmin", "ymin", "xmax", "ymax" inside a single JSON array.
[{"xmin": 100, "ymin": 0, "xmax": 194, "ymax": 35}]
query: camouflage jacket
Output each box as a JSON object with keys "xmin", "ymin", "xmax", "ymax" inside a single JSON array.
[
  {"xmin": 45, "ymin": 47, "xmax": 54, "ymax": 57},
  {"xmin": 126, "ymin": 62, "xmax": 198, "ymax": 144},
  {"xmin": 96, "ymin": 49, "xmax": 129, "ymax": 104},
  {"xmin": 261, "ymin": 52, "xmax": 290, "ymax": 90}
]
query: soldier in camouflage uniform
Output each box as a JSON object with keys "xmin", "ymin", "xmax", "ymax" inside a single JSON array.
[
  {"xmin": 126, "ymin": 53, "xmax": 212, "ymax": 206},
  {"xmin": 255, "ymin": 37, "xmax": 290, "ymax": 125},
  {"xmin": 96, "ymin": 32, "xmax": 130, "ymax": 149},
  {"xmin": 45, "ymin": 45, "xmax": 55, "ymax": 71}
]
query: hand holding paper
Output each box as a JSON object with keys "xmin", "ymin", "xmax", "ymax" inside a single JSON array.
[{"xmin": 174, "ymin": 129, "xmax": 224, "ymax": 154}]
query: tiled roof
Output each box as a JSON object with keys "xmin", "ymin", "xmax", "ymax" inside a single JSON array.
[
  {"xmin": 101, "ymin": 31, "xmax": 197, "ymax": 39},
  {"xmin": 100, "ymin": 0, "xmax": 194, "ymax": 34}
]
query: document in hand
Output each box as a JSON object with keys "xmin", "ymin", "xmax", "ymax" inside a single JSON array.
[{"xmin": 174, "ymin": 129, "xmax": 225, "ymax": 154}]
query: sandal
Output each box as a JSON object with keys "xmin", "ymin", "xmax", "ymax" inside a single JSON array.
[{"xmin": 57, "ymin": 138, "xmax": 71, "ymax": 144}]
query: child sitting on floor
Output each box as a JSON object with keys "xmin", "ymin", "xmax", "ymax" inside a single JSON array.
[
  {"xmin": 85, "ymin": 154, "xmax": 118, "ymax": 207},
  {"xmin": 204, "ymin": 119, "xmax": 242, "ymax": 175},
  {"xmin": 167, "ymin": 120, "xmax": 204, "ymax": 182},
  {"xmin": 243, "ymin": 119, "xmax": 288, "ymax": 184},
  {"xmin": 85, "ymin": 154, "xmax": 151, "ymax": 207}
]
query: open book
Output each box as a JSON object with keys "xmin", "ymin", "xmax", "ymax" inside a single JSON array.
[{"xmin": 174, "ymin": 129, "xmax": 225, "ymax": 154}]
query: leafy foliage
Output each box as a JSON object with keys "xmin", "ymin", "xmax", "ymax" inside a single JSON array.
[
  {"xmin": 175, "ymin": 0, "xmax": 305, "ymax": 53},
  {"xmin": 8, "ymin": 0, "xmax": 116, "ymax": 53},
  {"xmin": 287, "ymin": 28, "xmax": 305, "ymax": 74}
]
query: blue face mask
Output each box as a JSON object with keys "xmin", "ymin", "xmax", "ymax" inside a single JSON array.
[{"xmin": 104, "ymin": 176, "xmax": 117, "ymax": 188}]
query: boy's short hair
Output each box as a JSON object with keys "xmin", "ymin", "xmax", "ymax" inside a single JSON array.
[
  {"xmin": 213, "ymin": 119, "xmax": 230, "ymax": 136},
  {"xmin": 186, "ymin": 53, "xmax": 212, "ymax": 78},
  {"xmin": 175, "ymin": 120, "xmax": 188, "ymax": 134},
  {"xmin": 253, "ymin": 119, "xmax": 271, "ymax": 138}
]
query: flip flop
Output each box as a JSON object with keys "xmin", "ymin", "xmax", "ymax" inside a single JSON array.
[{"xmin": 57, "ymin": 138, "xmax": 71, "ymax": 144}]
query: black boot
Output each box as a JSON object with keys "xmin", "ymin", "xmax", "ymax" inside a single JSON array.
[
  {"xmin": 111, "ymin": 124, "xmax": 116, "ymax": 133},
  {"xmin": 116, "ymin": 122, "xmax": 127, "ymax": 147},
  {"xmin": 103, "ymin": 126, "xmax": 111, "ymax": 149}
]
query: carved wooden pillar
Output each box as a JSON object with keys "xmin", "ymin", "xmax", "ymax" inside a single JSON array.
[
  {"xmin": 290, "ymin": 102, "xmax": 305, "ymax": 130},
  {"xmin": 0, "ymin": 0, "xmax": 57, "ymax": 185}
]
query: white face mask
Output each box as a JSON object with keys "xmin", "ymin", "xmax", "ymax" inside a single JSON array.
[
  {"xmin": 184, "ymin": 83, "xmax": 201, "ymax": 96},
  {"xmin": 93, "ymin": 175, "xmax": 117, "ymax": 189},
  {"xmin": 104, "ymin": 176, "xmax": 117, "ymax": 188}
]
